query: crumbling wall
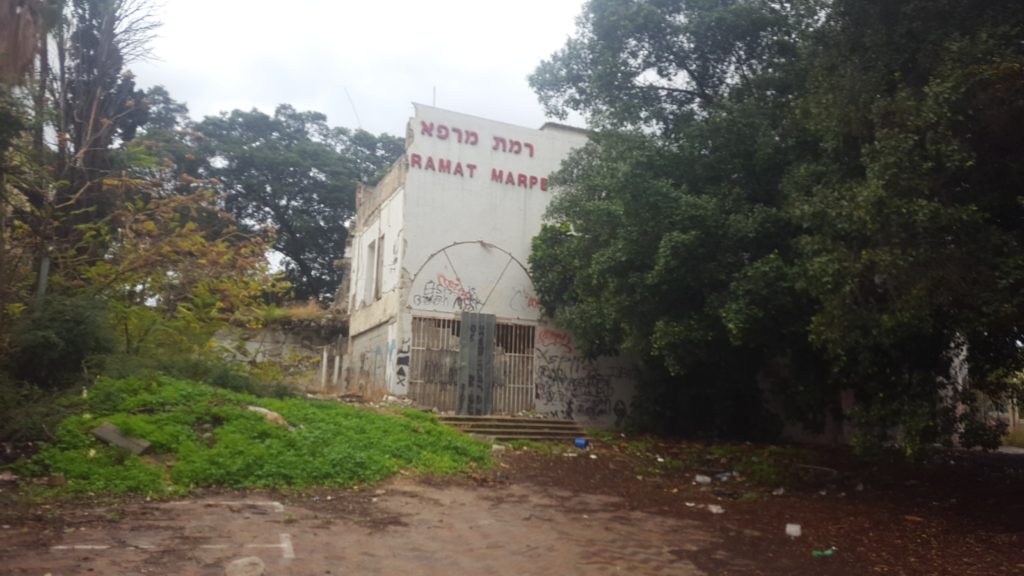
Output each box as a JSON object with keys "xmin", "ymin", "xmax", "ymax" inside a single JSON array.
[
  {"xmin": 344, "ymin": 322, "xmax": 393, "ymax": 400},
  {"xmin": 215, "ymin": 326, "xmax": 338, "ymax": 391}
]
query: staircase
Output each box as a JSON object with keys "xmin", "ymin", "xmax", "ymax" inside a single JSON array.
[{"xmin": 438, "ymin": 415, "xmax": 586, "ymax": 442}]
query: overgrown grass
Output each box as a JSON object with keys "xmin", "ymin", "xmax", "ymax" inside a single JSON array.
[
  {"xmin": 707, "ymin": 444, "xmax": 809, "ymax": 485},
  {"xmin": 585, "ymin": 431, "xmax": 814, "ymax": 487},
  {"xmin": 261, "ymin": 301, "xmax": 331, "ymax": 324},
  {"xmin": 11, "ymin": 376, "xmax": 489, "ymax": 496},
  {"xmin": 100, "ymin": 354, "xmax": 295, "ymax": 398}
]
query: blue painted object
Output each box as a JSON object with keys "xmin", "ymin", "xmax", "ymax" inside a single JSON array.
[{"xmin": 574, "ymin": 437, "xmax": 589, "ymax": 449}]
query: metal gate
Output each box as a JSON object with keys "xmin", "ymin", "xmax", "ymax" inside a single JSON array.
[
  {"xmin": 494, "ymin": 323, "xmax": 535, "ymax": 414},
  {"xmin": 409, "ymin": 317, "xmax": 461, "ymax": 412},
  {"xmin": 409, "ymin": 315, "xmax": 535, "ymax": 414}
]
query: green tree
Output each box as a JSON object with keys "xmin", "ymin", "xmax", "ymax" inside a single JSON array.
[
  {"xmin": 194, "ymin": 105, "xmax": 402, "ymax": 301},
  {"xmin": 531, "ymin": 0, "xmax": 1024, "ymax": 448},
  {"xmin": 139, "ymin": 84, "xmax": 189, "ymax": 132},
  {"xmin": 79, "ymin": 188, "xmax": 280, "ymax": 358},
  {"xmin": 786, "ymin": 0, "xmax": 1024, "ymax": 450},
  {"xmin": 6, "ymin": 0, "xmax": 159, "ymax": 301}
]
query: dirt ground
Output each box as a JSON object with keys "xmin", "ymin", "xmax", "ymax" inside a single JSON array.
[{"xmin": 1, "ymin": 439, "xmax": 1022, "ymax": 575}]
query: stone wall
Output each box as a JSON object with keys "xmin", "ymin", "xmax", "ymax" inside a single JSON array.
[{"xmin": 215, "ymin": 325, "xmax": 341, "ymax": 392}]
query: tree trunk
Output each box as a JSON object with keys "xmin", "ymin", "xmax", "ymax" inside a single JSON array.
[
  {"xmin": 0, "ymin": 165, "xmax": 7, "ymax": 305},
  {"xmin": 32, "ymin": 21, "xmax": 46, "ymax": 154},
  {"xmin": 33, "ymin": 23, "xmax": 50, "ymax": 303}
]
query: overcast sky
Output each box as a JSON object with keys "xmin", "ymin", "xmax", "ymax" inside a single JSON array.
[{"xmin": 130, "ymin": 0, "xmax": 587, "ymax": 137}]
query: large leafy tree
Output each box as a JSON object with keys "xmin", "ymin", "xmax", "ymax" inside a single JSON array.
[
  {"xmin": 787, "ymin": 0, "xmax": 1024, "ymax": 448},
  {"xmin": 194, "ymin": 106, "xmax": 402, "ymax": 301},
  {"xmin": 531, "ymin": 0, "xmax": 1024, "ymax": 447}
]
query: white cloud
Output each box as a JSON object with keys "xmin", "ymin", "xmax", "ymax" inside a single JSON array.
[{"xmin": 131, "ymin": 0, "xmax": 586, "ymax": 135}]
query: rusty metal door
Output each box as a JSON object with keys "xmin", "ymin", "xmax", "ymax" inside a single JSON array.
[{"xmin": 456, "ymin": 312, "xmax": 495, "ymax": 415}]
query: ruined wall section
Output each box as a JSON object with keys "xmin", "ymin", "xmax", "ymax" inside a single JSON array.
[
  {"xmin": 214, "ymin": 325, "xmax": 339, "ymax": 392},
  {"xmin": 355, "ymin": 156, "xmax": 406, "ymax": 224},
  {"xmin": 348, "ymin": 186, "xmax": 405, "ymax": 320},
  {"xmin": 342, "ymin": 158, "xmax": 407, "ymax": 399},
  {"xmin": 346, "ymin": 322, "xmax": 392, "ymax": 400}
]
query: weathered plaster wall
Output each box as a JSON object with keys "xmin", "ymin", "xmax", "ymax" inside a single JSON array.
[
  {"xmin": 215, "ymin": 327, "xmax": 331, "ymax": 391},
  {"xmin": 386, "ymin": 314, "xmax": 414, "ymax": 397},
  {"xmin": 402, "ymin": 104, "xmax": 589, "ymax": 275},
  {"xmin": 349, "ymin": 187, "xmax": 405, "ymax": 316},
  {"xmin": 408, "ymin": 241, "xmax": 542, "ymax": 322},
  {"xmin": 346, "ymin": 322, "xmax": 393, "ymax": 400}
]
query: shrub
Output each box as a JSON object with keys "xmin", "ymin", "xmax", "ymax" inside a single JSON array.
[
  {"xmin": 0, "ymin": 372, "xmax": 84, "ymax": 443},
  {"xmin": 5, "ymin": 294, "xmax": 115, "ymax": 390}
]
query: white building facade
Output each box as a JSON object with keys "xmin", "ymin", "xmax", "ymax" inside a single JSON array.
[{"xmin": 342, "ymin": 104, "xmax": 634, "ymax": 426}]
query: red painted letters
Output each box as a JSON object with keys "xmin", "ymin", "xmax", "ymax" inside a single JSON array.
[
  {"xmin": 421, "ymin": 121, "xmax": 478, "ymax": 145},
  {"xmin": 489, "ymin": 168, "xmax": 550, "ymax": 191},
  {"xmin": 408, "ymin": 153, "xmax": 477, "ymax": 179},
  {"xmin": 415, "ymin": 117, "xmax": 554, "ymax": 190}
]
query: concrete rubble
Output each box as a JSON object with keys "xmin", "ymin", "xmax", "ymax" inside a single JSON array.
[{"xmin": 91, "ymin": 422, "xmax": 151, "ymax": 455}]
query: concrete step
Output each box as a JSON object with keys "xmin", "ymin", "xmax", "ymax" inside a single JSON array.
[
  {"xmin": 438, "ymin": 415, "xmax": 586, "ymax": 442},
  {"xmin": 439, "ymin": 415, "xmax": 580, "ymax": 425},
  {"xmin": 468, "ymin": 431, "xmax": 582, "ymax": 441},
  {"xmin": 461, "ymin": 427, "xmax": 581, "ymax": 436},
  {"xmin": 443, "ymin": 420, "xmax": 582, "ymax": 430}
]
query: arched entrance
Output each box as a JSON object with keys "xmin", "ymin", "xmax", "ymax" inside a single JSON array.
[{"xmin": 406, "ymin": 242, "xmax": 542, "ymax": 414}]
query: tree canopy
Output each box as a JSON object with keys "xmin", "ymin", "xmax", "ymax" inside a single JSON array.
[
  {"xmin": 194, "ymin": 106, "xmax": 402, "ymax": 301},
  {"xmin": 530, "ymin": 0, "xmax": 1024, "ymax": 448}
]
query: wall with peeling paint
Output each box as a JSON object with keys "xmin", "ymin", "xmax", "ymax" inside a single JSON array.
[
  {"xmin": 348, "ymin": 187, "xmax": 405, "ymax": 319},
  {"xmin": 214, "ymin": 327, "xmax": 333, "ymax": 391},
  {"xmin": 347, "ymin": 322, "xmax": 392, "ymax": 400}
]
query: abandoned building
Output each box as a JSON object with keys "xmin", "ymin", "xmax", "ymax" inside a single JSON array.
[{"xmin": 340, "ymin": 104, "xmax": 635, "ymax": 426}]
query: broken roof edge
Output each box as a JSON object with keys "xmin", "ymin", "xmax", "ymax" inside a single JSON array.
[
  {"xmin": 539, "ymin": 121, "xmax": 592, "ymax": 136},
  {"xmin": 410, "ymin": 102, "xmax": 589, "ymax": 134}
]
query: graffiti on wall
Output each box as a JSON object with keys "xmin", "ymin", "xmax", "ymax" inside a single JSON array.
[
  {"xmin": 412, "ymin": 273, "xmax": 482, "ymax": 311},
  {"xmin": 508, "ymin": 287, "xmax": 541, "ymax": 315},
  {"xmin": 536, "ymin": 348, "xmax": 613, "ymax": 419},
  {"xmin": 352, "ymin": 326, "xmax": 389, "ymax": 397},
  {"xmin": 538, "ymin": 329, "xmax": 573, "ymax": 354},
  {"xmin": 384, "ymin": 339, "xmax": 396, "ymax": 389},
  {"xmin": 395, "ymin": 338, "xmax": 411, "ymax": 390},
  {"xmin": 534, "ymin": 329, "xmax": 632, "ymax": 421}
]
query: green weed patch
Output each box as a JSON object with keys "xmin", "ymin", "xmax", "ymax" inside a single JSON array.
[{"xmin": 15, "ymin": 376, "xmax": 489, "ymax": 496}]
